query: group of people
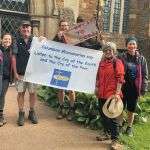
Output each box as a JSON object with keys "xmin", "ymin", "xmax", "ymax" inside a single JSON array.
[
  {"xmin": 0, "ymin": 20, "xmax": 39, "ymax": 127},
  {"xmin": 0, "ymin": 16, "xmax": 148, "ymax": 150},
  {"xmin": 95, "ymin": 38, "xmax": 148, "ymax": 149},
  {"xmin": 51, "ymin": 18, "xmax": 149, "ymax": 149}
]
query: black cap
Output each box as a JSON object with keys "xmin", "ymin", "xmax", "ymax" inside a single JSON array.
[{"xmin": 20, "ymin": 20, "xmax": 31, "ymax": 26}]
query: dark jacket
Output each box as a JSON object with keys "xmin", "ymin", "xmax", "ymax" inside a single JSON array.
[
  {"xmin": 53, "ymin": 34, "xmax": 67, "ymax": 43},
  {"xmin": 12, "ymin": 35, "xmax": 33, "ymax": 75},
  {"xmin": 120, "ymin": 52, "xmax": 148, "ymax": 96},
  {"xmin": 0, "ymin": 49, "xmax": 3, "ymax": 76},
  {"xmin": 76, "ymin": 38, "xmax": 102, "ymax": 50},
  {"xmin": 0, "ymin": 45, "xmax": 13, "ymax": 82}
]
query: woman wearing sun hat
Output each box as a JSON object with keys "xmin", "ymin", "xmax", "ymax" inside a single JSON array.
[
  {"xmin": 95, "ymin": 42, "xmax": 125, "ymax": 150},
  {"xmin": 121, "ymin": 36, "xmax": 148, "ymax": 137}
]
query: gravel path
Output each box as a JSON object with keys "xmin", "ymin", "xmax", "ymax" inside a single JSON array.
[{"xmin": 0, "ymin": 87, "xmax": 111, "ymax": 150}]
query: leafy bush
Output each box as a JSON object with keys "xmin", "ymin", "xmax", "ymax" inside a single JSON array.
[
  {"xmin": 38, "ymin": 87, "xmax": 102, "ymax": 129},
  {"xmin": 38, "ymin": 87, "xmax": 150, "ymax": 129}
]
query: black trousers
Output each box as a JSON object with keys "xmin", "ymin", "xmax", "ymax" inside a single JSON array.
[
  {"xmin": 0, "ymin": 79, "xmax": 9, "ymax": 111},
  {"xmin": 98, "ymin": 99, "xmax": 120, "ymax": 140}
]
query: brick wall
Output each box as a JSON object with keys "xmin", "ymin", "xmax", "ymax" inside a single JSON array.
[{"xmin": 129, "ymin": 0, "xmax": 150, "ymax": 38}]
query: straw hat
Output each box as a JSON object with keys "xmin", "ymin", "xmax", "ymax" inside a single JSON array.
[{"xmin": 102, "ymin": 95, "xmax": 123, "ymax": 118}]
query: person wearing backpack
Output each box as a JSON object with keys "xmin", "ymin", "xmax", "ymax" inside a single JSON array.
[
  {"xmin": 95, "ymin": 42, "xmax": 125, "ymax": 150},
  {"xmin": 121, "ymin": 37, "xmax": 148, "ymax": 136}
]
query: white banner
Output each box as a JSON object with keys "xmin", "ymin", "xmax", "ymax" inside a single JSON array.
[{"xmin": 24, "ymin": 37, "xmax": 103, "ymax": 93}]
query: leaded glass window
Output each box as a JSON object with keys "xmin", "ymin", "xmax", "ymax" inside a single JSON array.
[
  {"xmin": 0, "ymin": 0, "xmax": 28, "ymax": 12},
  {"xmin": 1, "ymin": 14, "xmax": 29, "ymax": 37},
  {"xmin": 122, "ymin": 0, "xmax": 129, "ymax": 33},
  {"xmin": 0, "ymin": 0, "xmax": 29, "ymax": 37},
  {"xmin": 103, "ymin": 0, "xmax": 111, "ymax": 32},
  {"xmin": 113, "ymin": 0, "xmax": 121, "ymax": 32}
]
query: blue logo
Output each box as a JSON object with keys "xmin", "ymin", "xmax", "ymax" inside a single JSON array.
[{"xmin": 50, "ymin": 69, "xmax": 71, "ymax": 88}]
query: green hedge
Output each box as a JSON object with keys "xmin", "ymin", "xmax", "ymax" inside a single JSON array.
[
  {"xmin": 38, "ymin": 86, "xmax": 150, "ymax": 129},
  {"xmin": 38, "ymin": 86, "xmax": 102, "ymax": 129}
]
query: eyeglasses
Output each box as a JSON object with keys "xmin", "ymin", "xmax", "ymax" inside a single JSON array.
[{"xmin": 61, "ymin": 24, "xmax": 69, "ymax": 26}]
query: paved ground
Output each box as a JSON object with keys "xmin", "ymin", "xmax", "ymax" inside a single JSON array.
[{"xmin": 0, "ymin": 87, "xmax": 111, "ymax": 150}]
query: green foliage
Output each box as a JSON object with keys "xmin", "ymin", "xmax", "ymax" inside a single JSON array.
[
  {"xmin": 38, "ymin": 87, "xmax": 150, "ymax": 149},
  {"xmin": 38, "ymin": 87, "xmax": 150, "ymax": 127},
  {"xmin": 120, "ymin": 93, "xmax": 150, "ymax": 150},
  {"xmin": 134, "ymin": 96, "xmax": 150, "ymax": 123},
  {"xmin": 38, "ymin": 87, "xmax": 102, "ymax": 129},
  {"xmin": 120, "ymin": 122, "xmax": 150, "ymax": 150}
]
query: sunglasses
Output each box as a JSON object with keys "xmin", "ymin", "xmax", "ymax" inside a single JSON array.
[{"xmin": 61, "ymin": 24, "xmax": 69, "ymax": 26}]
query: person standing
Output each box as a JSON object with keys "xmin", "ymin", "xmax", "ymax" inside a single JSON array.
[
  {"xmin": 0, "ymin": 33, "xmax": 14, "ymax": 127},
  {"xmin": 95, "ymin": 42, "xmax": 125, "ymax": 149},
  {"xmin": 53, "ymin": 19, "xmax": 76, "ymax": 121},
  {"xmin": 12, "ymin": 21, "xmax": 38, "ymax": 126},
  {"xmin": 121, "ymin": 37, "xmax": 148, "ymax": 136}
]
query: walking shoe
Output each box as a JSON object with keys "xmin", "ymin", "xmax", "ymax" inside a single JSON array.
[
  {"xmin": 0, "ymin": 115, "xmax": 7, "ymax": 127},
  {"xmin": 28, "ymin": 110, "xmax": 38, "ymax": 124},
  {"xmin": 96, "ymin": 131, "xmax": 111, "ymax": 141},
  {"xmin": 56, "ymin": 105, "xmax": 65, "ymax": 119},
  {"xmin": 17, "ymin": 111, "xmax": 25, "ymax": 126},
  {"xmin": 126, "ymin": 126, "xmax": 133, "ymax": 137},
  {"xmin": 110, "ymin": 139, "xmax": 123, "ymax": 150},
  {"xmin": 66, "ymin": 107, "xmax": 75, "ymax": 121}
]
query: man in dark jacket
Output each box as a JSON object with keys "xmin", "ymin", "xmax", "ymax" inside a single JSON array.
[{"xmin": 12, "ymin": 21, "xmax": 38, "ymax": 126}]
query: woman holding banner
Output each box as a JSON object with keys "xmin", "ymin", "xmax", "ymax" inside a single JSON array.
[{"xmin": 53, "ymin": 19, "xmax": 76, "ymax": 121}]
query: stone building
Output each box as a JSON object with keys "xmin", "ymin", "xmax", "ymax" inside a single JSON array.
[{"xmin": 0, "ymin": 0, "xmax": 149, "ymax": 52}]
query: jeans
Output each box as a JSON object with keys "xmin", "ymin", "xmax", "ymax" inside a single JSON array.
[{"xmin": 0, "ymin": 79, "xmax": 9, "ymax": 111}]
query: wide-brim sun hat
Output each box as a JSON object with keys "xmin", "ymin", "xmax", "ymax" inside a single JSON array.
[{"xmin": 102, "ymin": 95, "xmax": 123, "ymax": 118}]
